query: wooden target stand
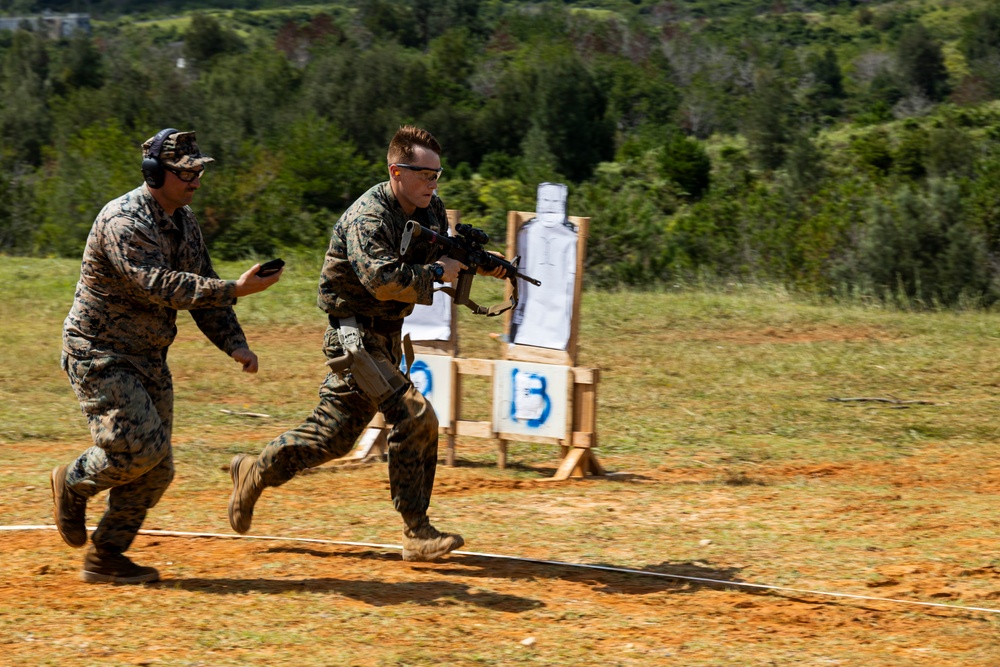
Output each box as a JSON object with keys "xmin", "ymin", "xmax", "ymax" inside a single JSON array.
[
  {"xmin": 496, "ymin": 210, "xmax": 603, "ymax": 481},
  {"xmin": 332, "ymin": 210, "xmax": 601, "ymax": 482}
]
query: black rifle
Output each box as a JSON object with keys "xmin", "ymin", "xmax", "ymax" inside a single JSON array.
[{"xmin": 400, "ymin": 221, "xmax": 541, "ymax": 316}]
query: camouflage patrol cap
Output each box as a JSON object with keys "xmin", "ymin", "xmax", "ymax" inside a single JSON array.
[{"xmin": 142, "ymin": 130, "xmax": 215, "ymax": 170}]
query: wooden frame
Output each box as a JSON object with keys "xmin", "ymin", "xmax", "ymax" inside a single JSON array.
[{"xmin": 494, "ymin": 210, "xmax": 603, "ymax": 480}]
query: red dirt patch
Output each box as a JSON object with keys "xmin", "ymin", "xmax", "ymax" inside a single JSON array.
[
  {"xmin": 5, "ymin": 422, "xmax": 1000, "ymax": 665},
  {"xmin": 4, "ymin": 528, "xmax": 997, "ymax": 666}
]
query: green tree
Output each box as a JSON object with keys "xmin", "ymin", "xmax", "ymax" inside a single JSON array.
[
  {"xmin": 861, "ymin": 68, "xmax": 905, "ymax": 123},
  {"xmin": 803, "ymin": 47, "xmax": 844, "ymax": 121},
  {"xmin": 518, "ymin": 122, "xmax": 561, "ymax": 185},
  {"xmin": 958, "ymin": 9, "xmax": 1000, "ymax": 99},
  {"xmin": 842, "ymin": 181, "xmax": 994, "ymax": 306},
  {"xmin": 658, "ymin": 133, "xmax": 711, "ymax": 200},
  {"xmin": 474, "ymin": 57, "xmax": 536, "ymax": 166},
  {"xmin": 576, "ymin": 163, "xmax": 679, "ymax": 287},
  {"xmin": 195, "ymin": 47, "xmax": 299, "ymax": 161},
  {"xmin": 357, "ymin": 0, "xmax": 483, "ymax": 49},
  {"xmin": 421, "ymin": 27, "xmax": 483, "ymax": 166},
  {"xmin": 302, "ymin": 43, "xmax": 431, "ymax": 161},
  {"xmin": 356, "ymin": 0, "xmax": 420, "ymax": 48},
  {"xmin": 667, "ymin": 189, "xmax": 746, "ymax": 279},
  {"xmin": 529, "ymin": 47, "xmax": 614, "ymax": 182},
  {"xmin": 963, "ymin": 143, "xmax": 1000, "ymax": 253},
  {"xmin": 744, "ymin": 71, "xmax": 793, "ymax": 171},
  {"xmin": 413, "ymin": 0, "xmax": 485, "ymax": 48},
  {"xmin": 960, "ymin": 0, "xmax": 1000, "ymax": 63},
  {"xmin": 33, "ymin": 120, "xmax": 140, "ymax": 257},
  {"xmin": 0, "ymin": 29, "xmax": 51, "ymax": 165},
  {"xmin": 850, "ymin": 130, "xmax": 893, "ymax": 176},
  {"xmin": 183, "ymin": 13, "xmax": 245, "ymax": 66},
  {"xmin": 596, "ymin": 53, "xmax": 678, "ymax": 137},
  {"xmin": 426, "ymin": 27, "xmax": 478, "ymax": 104},
  {"xmin": 892, "ymin": 125, "xmax": 927, "ymax": 180},
  {"xmin": 0, "ymin": 157, "xmax": 36, "ymax": 254},
  {"xmin": 785, "ymin": 135, "xmax": 826, "ymax": 192},
  {"xmin": 54, "ymin": 33, "xmax": 104, "ymax": 93},
  {"xmin": 896, "ymin": 23, "xmax": 950, "ymax": 102},
  {"xmin": 276, "ymin": 112, "xmax": 372, "ymax": 212},
  {"xmin": 925, "ymin": 126, "xmax": 976, "ymax": 180}
]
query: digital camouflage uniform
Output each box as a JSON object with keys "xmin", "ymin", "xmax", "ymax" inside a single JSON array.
[
  {"xmin": 254, "ymin": 181, "xmax": 447, "ymax": 520},
  {"xmin": 63, "ymin": 176, "xmax": 247, "ymax": 555}
]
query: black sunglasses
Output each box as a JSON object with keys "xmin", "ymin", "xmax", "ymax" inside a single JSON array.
[
  {"xmin": 394, "ymin": 163, "xmax": 443, "ymax": 182},
  {"xmin": 166, "ymin": 166, "xmax": 205, "ymax": 183}
]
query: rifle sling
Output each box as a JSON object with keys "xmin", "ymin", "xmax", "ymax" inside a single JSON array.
[
  {"xmin": 402, "ymin": 333, "xmax": 415, "ymax": 380},
  {"xmin": 437, "ymin": 275, "xmax": 519, "ymax": 317}
]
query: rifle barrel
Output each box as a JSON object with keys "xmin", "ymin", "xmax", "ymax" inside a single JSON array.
[{"xmin": 517, "ymin": 272, "xmax": 542, "ymax": 287}]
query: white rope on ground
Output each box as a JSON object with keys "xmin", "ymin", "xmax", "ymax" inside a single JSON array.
[{"xmin": 5, "ymin": 524, "xmax": 999, "ymax": 615}]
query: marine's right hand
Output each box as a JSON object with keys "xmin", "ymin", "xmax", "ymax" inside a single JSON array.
[
  {"xmin": 235, "ymin": 263, "xmax": 283, "ymax": 297},
  {"xmin": 231, "ymin": 346, "xmax": 259, "ymax": 373},
  {"xmin": 436, "ymin": 257, "xmax": 467, "ymax": 283}
]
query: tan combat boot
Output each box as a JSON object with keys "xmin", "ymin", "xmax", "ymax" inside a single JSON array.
[
  {"xmin": 401, "ymin": 516, "xmax": 464, "ymax": 562},
  {"xmin": 81, "ymin": 548, "xmax": 159, "ymax": 584},
  {"xmin": 228, "ymin": 453, "xmax": 263, "ymax": 534},
  {"xmin": 50, "ymin": 465, "xmax": 88, "ymax": 548}
]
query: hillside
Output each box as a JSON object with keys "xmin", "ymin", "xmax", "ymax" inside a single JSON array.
[{"xmin": 2, "ymin": 0, "xmax": 1000, "ymax": 305}]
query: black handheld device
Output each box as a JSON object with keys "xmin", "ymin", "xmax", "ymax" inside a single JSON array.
[{"xmin": 257, "ymin": 258, "xmax": 285, "ymax": 277}]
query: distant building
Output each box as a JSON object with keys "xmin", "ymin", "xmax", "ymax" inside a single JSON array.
[{"xmin": 0, "ymin": 13, "xmax": 91, "ymax": 39}]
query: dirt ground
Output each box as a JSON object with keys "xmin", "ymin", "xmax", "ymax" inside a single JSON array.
[{"xmin": 5, "ymin": 437, "xmax": 1000, "ymax": 666}]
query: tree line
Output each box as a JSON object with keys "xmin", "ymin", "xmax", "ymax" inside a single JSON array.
[{"xmin": 4, "ymin": 0, "xmax": 1000, "ymax": 307}]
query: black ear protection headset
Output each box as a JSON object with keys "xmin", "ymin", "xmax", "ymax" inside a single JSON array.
[{"xmin": 141, "ymin": 127, "xmax": 179, "ymax": 189}]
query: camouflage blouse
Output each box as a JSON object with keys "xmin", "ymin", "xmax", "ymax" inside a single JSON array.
[
  {"xmin": 318, "ymin": 181, "xmax": 447, "ymax": 320},
  {"xmin": 63, "ymin": 184, "xmax": 247, "ymax": 365}
]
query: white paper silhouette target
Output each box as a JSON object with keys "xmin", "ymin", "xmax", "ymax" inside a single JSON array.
[
  {"xmin": 402, "ymin": 288, "xmax": 452, "ymax": 342},
  {"xmin": 510, "ymin": 183, "xmax": 577, "ymax": 350}
]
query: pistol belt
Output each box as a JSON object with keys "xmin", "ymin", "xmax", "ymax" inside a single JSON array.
[
  {"xmin": 325, "ymin": 315, "xmax": 406, "ymax": 405},
  {"xmin": 328, "ymin": 314, "xmax": 403, "ymax": 336}
]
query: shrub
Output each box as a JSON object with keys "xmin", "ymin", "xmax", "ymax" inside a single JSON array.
[{"xmin": 833, "ymin": 180, "xmax": 997, "ymax": 307}]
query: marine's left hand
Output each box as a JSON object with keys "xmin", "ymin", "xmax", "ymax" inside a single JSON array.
[
  {"xmin": 478, "ymin": 251, "xmax": 507, "ymax": 278},
  {"xmin": 232, "ymin": 347, "xmax": 259, "ymax": 373}
]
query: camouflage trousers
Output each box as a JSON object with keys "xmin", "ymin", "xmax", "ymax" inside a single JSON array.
[
  {"xmin": 61, "ymin": 351, "xmax": 174, "ymax": 554},
  {"xmin": 257, "ymin": 323, "xmax": 439, "ymax": 519}
]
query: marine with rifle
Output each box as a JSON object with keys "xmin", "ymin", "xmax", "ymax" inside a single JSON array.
[{"xmin": 227, "ymin": 125, "xmax": 520, "ymax": 561}]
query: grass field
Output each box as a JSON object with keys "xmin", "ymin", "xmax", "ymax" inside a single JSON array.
[{"xmin": 3, "ymin": 256, "xmax": 1000, "ymax": 666}]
